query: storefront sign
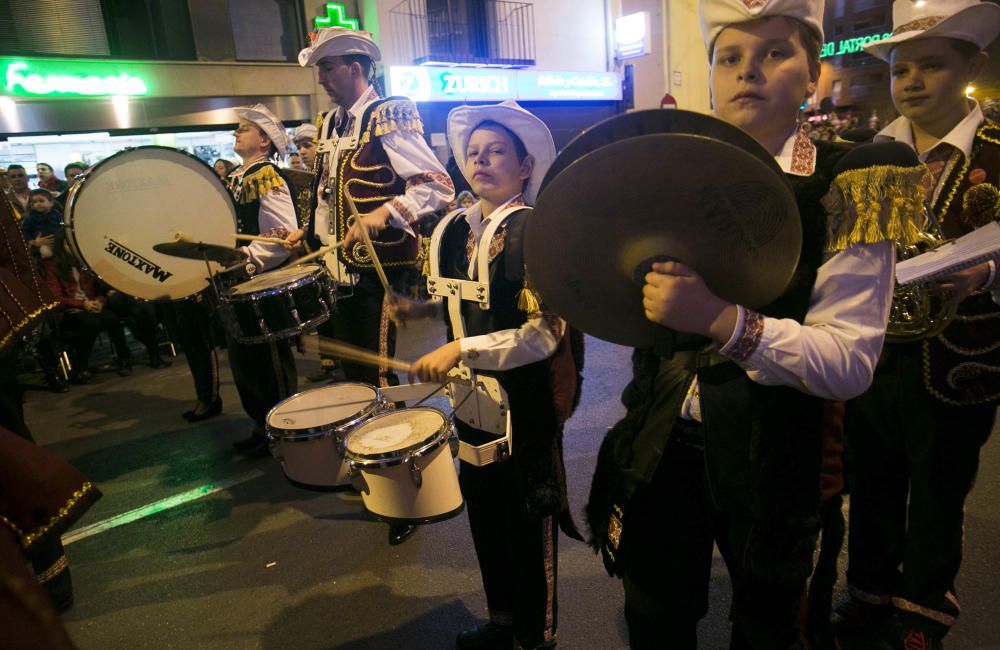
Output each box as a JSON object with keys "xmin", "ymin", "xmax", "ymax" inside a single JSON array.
[
  {"xmin": 313, "ymin": 2, "xmax": 358, "ymax": 30},
  {"xmin": 1, "ymin": 58, "xmax": 150, "ymax": 97},
  {"xmin": 388, "ymin": 67, "xmax": 621, "ymax": 102},
  {"xmin": 821, "ymin": 33, "xmax": 892, "ymax": 58},
  {"xmin": 615, "ymin": 12, "xmax": 651, "ymax": 60}
]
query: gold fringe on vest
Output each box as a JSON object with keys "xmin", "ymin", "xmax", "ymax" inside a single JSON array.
[
  {"xmin": 822, "ymin": 164, "xmax": 928, "ymax": 252},
  {"xmin": 517, "ymin": 277, "xmax": 543, "ymax": 316},
  {"xmin": 238, "ymin": 164, "xmax": 285, "ymax": 205},
  {"xmin": 372, "ymin": 100, "xmax": 424, "ymax": 139}
]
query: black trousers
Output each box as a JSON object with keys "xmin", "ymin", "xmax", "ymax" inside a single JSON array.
[
  {"xmin": 225, "ymin": 334, "xmax": 297, "ymax": 429},
  {"xmin": 845, "ymin": 344, "xmax": 996, "ymax": 634},
  {"xmin": 622, "ymin": 427, "xmax": 805, "ymax": 650},
  {"xmin": 332, "ymin": 273, "xmax": 402, "ymax": 388},
  {"xmin": 459, "ymin": 436, "xmax": 559, "ymax": 649},
  {"xmin": 59, "ymin": 308, "xmax": 130, "ymax": 370},
  {"xmin": 162, "ymin": 298, "xmax": 219, "ymax": 405},
  {"xmin": 105, "ymin": 291, "xmax": 159, "ymax": 356}
]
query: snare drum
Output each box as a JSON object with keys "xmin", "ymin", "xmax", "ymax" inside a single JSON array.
[
  {"xmin": 219, "ymin": 264, "xmax": 334, "ymax": 344},
  {"xmin": 266, "ymin": 383, "xmax": 384, "ymax": 490},
  {"xmin": 65, "ymin": 146, "xmax": 236, "ymax": 301},
  {"xmin": 345, "ymin": 408, "xmax": 463, "ymax": 524}
]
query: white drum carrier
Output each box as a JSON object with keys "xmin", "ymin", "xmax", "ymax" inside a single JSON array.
[
  {"xmin": 265, "ymin": 383, "xmax": 385, "ymax": 490},
  {"xmin": 344, "ymin": 408, "xmax": 463, "ymax": 524}
]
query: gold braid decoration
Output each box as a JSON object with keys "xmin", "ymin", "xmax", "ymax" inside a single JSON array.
[
  {"xmin": 20, "ymin": 482, "xmax": 97, "ymax": 551},
  {"xmin": 921, "ymin": 340, "xmax": 1000, "ymax": 406},
  {"xmin": 822, "ymin": 164, "xmax": 928, "ymax": 252},
  {"xmin": 360, "ymin": 100, "xmax": 424, "ymax": 145},
  {"xmin": 0, "ymin": 301, "xmax": 57, "ymax": 354},
  {"xmin": 237, "ymin": 164, "xmax": 285, "ymax": 205}
]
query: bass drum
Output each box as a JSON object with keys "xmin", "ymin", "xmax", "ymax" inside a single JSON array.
[{"xmin": 65, "ymin": 146, "xmax": 237, "ymax": 301}]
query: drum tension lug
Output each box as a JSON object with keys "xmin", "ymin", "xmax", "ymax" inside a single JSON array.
[
  {"xmin": 348, "ymin": 462, "xmax": 370, "ymax": 495},
  {"xmin": 496, "ymin": 441, "xmax": 510, "ymax": 463},
  {"xmin": 405, "ymin": 455, "xmax": 423, "ymax": 488}
]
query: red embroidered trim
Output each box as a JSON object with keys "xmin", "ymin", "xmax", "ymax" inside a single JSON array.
[
  {"xmin": 261, "ymin": 226, "xmax": 290, "ymax": 239},
  {"xmin": 892, "ymin": 596, "xmax": 956, "ymax": 627},
  {"xmin": 728, "ymin": 309, "xmax": 764, "ymax": 362},
  {"xmin": 405, "ymin": 171, "xmax": 455, "ymax": 191},
  {"xmin": 740, "ymin": 0, "xmax": 767, "ymax": 9},
  {"xmin": 893, "ymin": 15, "xmax": 946, "ymax": 36},
  {"xmin": 790, "ymin": 127, "xmax": 816, "ymax": 176},
  {"xmin": 389, "ymin": 197, "xmax": 416, "ymax": 224}
]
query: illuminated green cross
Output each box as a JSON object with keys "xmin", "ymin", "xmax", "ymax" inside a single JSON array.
[{"xmin": 314, "ymin": 2, "xmax": 359, "ymax": 30}]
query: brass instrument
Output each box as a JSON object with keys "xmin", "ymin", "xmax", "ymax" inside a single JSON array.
[{"xmin": 886, "ymin": 206, "xmax": 956, "ymax": 342}]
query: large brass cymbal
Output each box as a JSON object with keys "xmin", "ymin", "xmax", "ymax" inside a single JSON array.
[
  {"xmin": 152, "ymin": 240, "xmax": 248, "ymax": 265},
  {"xmin": 526, "ymin": 132, "xmax": 801, "ymax": 348}
]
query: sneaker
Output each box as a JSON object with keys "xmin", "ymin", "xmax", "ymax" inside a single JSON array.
[
  {"xmin": 831, "ymin": 593, "xmax": 893, "ymax": 635},
  {"xmin": 456, "ymin": 622, "xmax": 515, "ymax": 650}
]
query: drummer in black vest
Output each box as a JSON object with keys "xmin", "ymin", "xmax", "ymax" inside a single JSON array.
[
  {"xmin": 226, "ymin": 103, "xmax": 300, "ymax": 455},
  {"xmin": 582, "ymin": 1, "xmax": 928, "ymax": 647},
  {"xmin": 296, "ymin": 27, "xmax": 454, "ymax": 387}
]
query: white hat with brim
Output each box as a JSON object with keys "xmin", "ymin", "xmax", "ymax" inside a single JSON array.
[
  {"xmin": 863, "ymin": 0, "xmax": 1000, "ymax": 61},
  {"xmin": 699, "ymin": 0, "xmax": 825, "ymax": 56},
  {"xmin": 234, "ymin": 103, "xmax": 290, "ymax": 154},
  {"xmin": 298, "ymin": 27, "xmax": 381, "ymax": 67},
  {"xmin": 447, "ymin": 101, "xmax": 556, "ymax": 205},
  {"xmin": 294, "ymin": 123, "xmax": 318, "ymax": 143}
]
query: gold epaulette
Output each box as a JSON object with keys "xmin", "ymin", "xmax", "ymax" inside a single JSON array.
[
  {"xmin": 238, "ymin": 164, "xmax": 285, "ymax": 204},
  {"xmin": 371, "ymin": 99, "xmax": 424, "ymax": 139},
  {"xmin": 822, "ymin": 164, "xmax": 928, "ymax": 252}
]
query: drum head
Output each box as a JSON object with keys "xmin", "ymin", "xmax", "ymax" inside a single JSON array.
[
  {"xmin": 268, "ymin": 383, "xmax": 379, "ymax": 430},
  {"xmin": 228, "ymin": 265, "xmax": 320, "ymax": 296},
  {"xmin": 346, "ymin": 408, "xmax": 447, "ymax": 459},
  {"xmin": 66, "ymin": 147, "xmax": 236, "ymax": 301}
]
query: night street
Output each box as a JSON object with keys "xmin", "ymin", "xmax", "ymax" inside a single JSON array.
[{"xmin": 23, "ymin": 320, "xmax": 1000, "ymax": 649}]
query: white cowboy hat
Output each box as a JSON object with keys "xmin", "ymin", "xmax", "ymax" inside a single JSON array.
[
  {"xmin": 699, "ymin": 0, "xmax": 826, "ymax": 55},
  {"xmin": 298, "ymin": 27, "xmax": 381, "ymax": 67},
  {"xmin": 234, "ymin": 103, "xmax": 290, "ymax": 153},
  {"xmin": 293, "ymin": 123, "xmax": 318, "ymax": 144},
  {"xmin": 447, "ymin": 100, "xmax": 556, "ymax": 205},
  {"xmin": 863, "ymin": 0, "xmax": 1000, "ymax": 61}
]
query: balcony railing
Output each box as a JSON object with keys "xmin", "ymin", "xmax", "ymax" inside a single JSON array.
[{"xmin": 390, "ymin": 0, "xmax": 535, "ymax": 68}]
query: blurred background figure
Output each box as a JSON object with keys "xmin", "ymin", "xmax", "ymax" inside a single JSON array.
[
  {"xmin": 36, "ymin": 163, "xmax": 68, "ymax": 194},
  {"xmin": 293, "ymin": 123, "xmax": 318, "ymax": 170},
  {"xmin": 4, "ymin": 164, "xmax": 30, "ymax": 218},
  {"xmin": 21, "ymin": 189, "xmax": 61, "ymax": 261},
  {"xmin": 213, "ymin": 158, "xmax": 235, "ymax": 180},
  {"xmin": 56, "ymin": 161, "xmax": 88, "ymax": 208},
  {"xmin": 456, "ymin": 190, "xmax": 476, "ymax": 209},
  {"xmin": 287, "ymin": 152, "xmax": 307, "ymax": 171}
]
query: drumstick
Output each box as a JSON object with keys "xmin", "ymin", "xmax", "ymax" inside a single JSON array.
[
  {"xmin": 318, "ymin": 337, "xmax": 413, "ymax": 372},
  {"xmin": 293, "ymin": 240, "xmax": 346, "ymax": 266},
  {"xmin": 344, "ymin": 192, "xmax": 396, "ymax": 305},
  {"xmin": 234, "ymin": 233, "xmax": 294, "ymax": 246}
]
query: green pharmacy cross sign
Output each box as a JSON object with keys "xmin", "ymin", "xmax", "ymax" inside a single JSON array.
[
  {"xmin": 1, "ymin": 58, "xmax": 150, "ymax": 97},
  {"xmin": 314, "ymin": 2, "xmax": 359, "ymax": 30}
]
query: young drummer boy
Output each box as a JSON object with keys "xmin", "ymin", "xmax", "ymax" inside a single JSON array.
[
  {"xmin": 393, "ymin": 100, "xmax": 579, "ymax": 650},
  {"xmin": 584, "ymin": 1, "xmax": 927, "ymax": 647},
  {"xmin": 834, "ymin": 3, "xmax": 1000, "ymax": 648}
]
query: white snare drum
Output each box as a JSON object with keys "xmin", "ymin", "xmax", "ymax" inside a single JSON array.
[
  {"xmin": 266, "ymin": 382, "xmax": 384, "ymax": 490},
  {"xmin": 219, "ymin": 264, "xmax": 335, "ymax": 344},
  {"xmin": 345, "ymin": 408, "xmax": 463, "ymax": 524},
  {"xmin": 65, "ymin": 146, "xmax": 236, "ymax": 301}
]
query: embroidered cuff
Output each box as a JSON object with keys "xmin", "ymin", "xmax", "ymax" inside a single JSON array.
[
  {"xmin": 721, "ymin": 307, "xmax": 765, "ymax": 363},
  {"xmin": 384, "ymin": 198, "xmax": 416, "ymax": 237}
]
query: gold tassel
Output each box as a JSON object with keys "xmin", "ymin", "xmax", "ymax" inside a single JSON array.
[
  {"xmin": 822, "ymin": 164, "xmax": 928, "ymax": 252},
  {"xmin": 239, "ymin": 165, "xmax": 285, "ymax": 204},
  {"xmin": 421, "ymin": 238, "xmax": 432, "ymax": 277},
  {"xmin": 517, "ymin": 277, "xmax": 542, "ymax": 316},
  {"xmin": 371, "ymin": 100, "xmax": 424, "ymax": 139}
]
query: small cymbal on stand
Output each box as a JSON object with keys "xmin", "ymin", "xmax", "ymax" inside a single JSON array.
[{"xmin": 152, "ymin": 240, "xmax": 248, "ymax": 265}]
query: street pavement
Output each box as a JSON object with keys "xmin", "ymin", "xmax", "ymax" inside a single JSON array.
[{"xmin": 21, "ymin": 319, "xmax": 1000, "ymax": 649}]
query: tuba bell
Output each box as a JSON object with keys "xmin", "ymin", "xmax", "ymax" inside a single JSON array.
[{"xmin": 886, "ymin": 205, "xmax": 957, "ymax": 342}]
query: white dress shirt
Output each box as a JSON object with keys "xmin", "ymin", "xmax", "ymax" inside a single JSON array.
[
  {"xmin": 230, "ymin": 161, "xmax": 296, "ymax": 272},
  {"xmin": 680, "ymin": 127, "xmax": 895, "ymax": 421},
  {"xmin": 450, "ymin": 195, "xmax": 566, "ymax": 371}
]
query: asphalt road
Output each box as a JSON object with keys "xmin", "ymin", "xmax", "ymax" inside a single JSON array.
[{"xmin": 22, "ymin": 319, "xmax": 999, "ymax": 649}]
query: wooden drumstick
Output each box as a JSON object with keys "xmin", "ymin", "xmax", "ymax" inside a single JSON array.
[
  {"xmin": 293, "ymin": 240, "xmax": 346, "ymax": 266},
  {"xmin": 344, "ymin": 192, "xmax": 396, "ymax": 305},
  {"xmin": 173, "ymin": 231, "xmax": 290, "ymax": 247},
  {"xmin": 318, "ymin": 337, "xmax": 413, "ymax": 372}
]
